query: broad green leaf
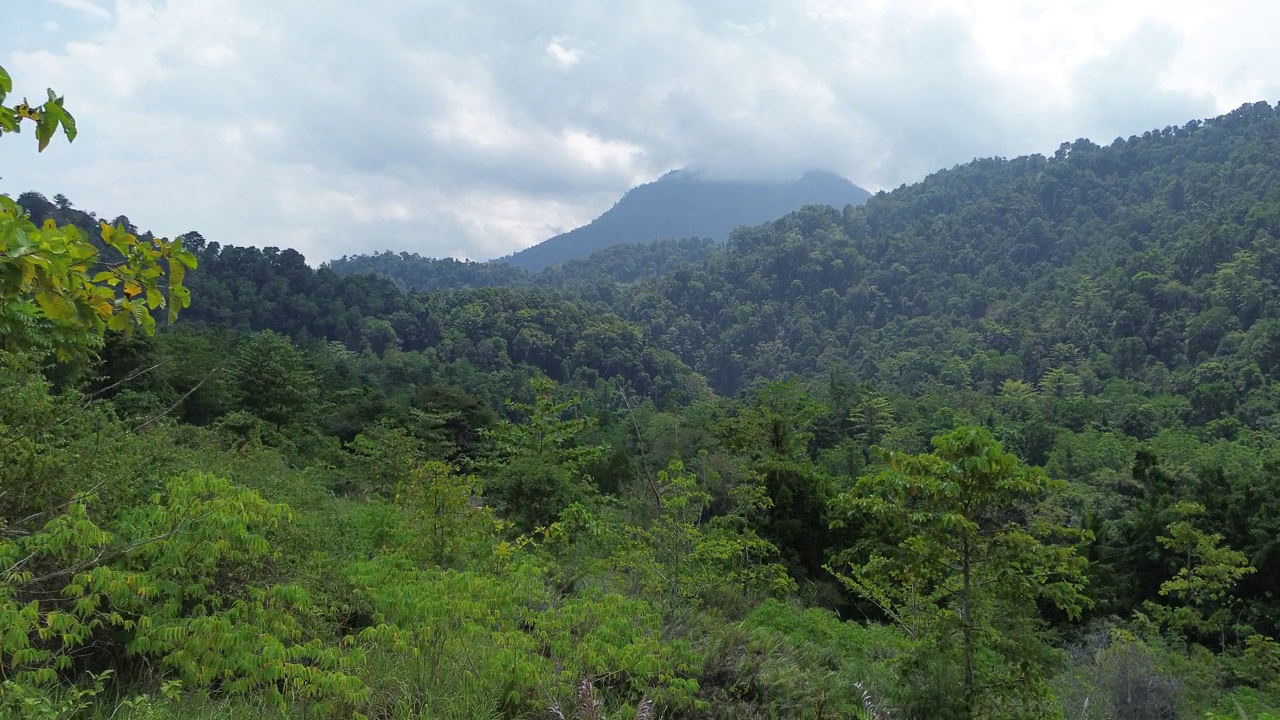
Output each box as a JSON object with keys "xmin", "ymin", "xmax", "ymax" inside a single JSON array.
[
  {"xmin": 10, "ymin": 228, "xmax": 33, "ymax": 256},
  {"xmin": 34, "ymin": 288, "xmax": 77, "ymax": 320},
  {"xmin": 20, "ymin": 257, "xmax": 37, "ymax": 286},
  {"xmin": 36, "ymin": 109, "xmax": 55, "ymax": 152},
  {"xmin": 169, "ymin": 285, "xmax": 191, "ymax": 322},
  {"xmin": 168, "ymin": 256, "xmax": 186, "ymax": 291},
  {"xmin": 176, "ymin": 247, "xmax": 198, "ymax": 269},
  {"xmin": 60, "ymin": 105, "xmax": 77, "ymax": 142},
  {"xmin": 0, "ymin": 65, "xmax": 11, "ymax": 96}
]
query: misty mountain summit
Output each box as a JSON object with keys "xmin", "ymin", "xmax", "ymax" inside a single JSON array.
[{"xmin": 497, "ymin": 169, "xmax": 871, "ymax": 271}]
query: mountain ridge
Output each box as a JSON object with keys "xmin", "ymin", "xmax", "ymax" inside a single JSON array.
[{"xmin": 495, "ymin": 168, "xmax": 871, "ymax": 271}]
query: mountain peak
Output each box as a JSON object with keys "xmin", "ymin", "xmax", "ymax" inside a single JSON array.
[{"xmin": 496, "ymin": 169, "xmax": 870, "ymax": 271}]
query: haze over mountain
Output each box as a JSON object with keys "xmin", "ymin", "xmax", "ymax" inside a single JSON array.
[
  {"xmin": 496, "ymin": 169, "xmax": 871, "ymax": 271},
  {"xmin": 7, "ymin": 2, "xmax": 1279, "ymax": 262}
]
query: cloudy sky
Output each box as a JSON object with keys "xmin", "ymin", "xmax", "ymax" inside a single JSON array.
[{"xmin": 1, "ymin": 1, "xmax": 1277, "ymax": 263}]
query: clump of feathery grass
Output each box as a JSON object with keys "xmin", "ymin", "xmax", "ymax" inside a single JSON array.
[
  {"xmin": 549, "ymin": 677, "xmax": 653, "ymax": 720},
  {"xmin": 854, "ymin": 680, "xmax": 892, "ymax": 720}
]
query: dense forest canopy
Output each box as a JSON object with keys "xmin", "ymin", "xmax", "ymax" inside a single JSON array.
[
  {"xmin": 6, "ymin": 60, "xmax": 1280, "ymax": 720},
  {"xmin": 325, "ymin": 236, "xmax": 719, "ymax": 293}
]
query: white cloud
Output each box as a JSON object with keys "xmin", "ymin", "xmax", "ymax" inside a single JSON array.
[
  {"xmin": 562, "ymin": 130, "xmax": 644, "ymax": 173},
  {"xmin": 545, "ymin": 38, "xmax": 583, "ymax": 69},
  {"xmin": 1, "ymin": 1, "xmax": 1278, "ymax": 263},
  {"xmin": 47, "ymin": 0, "xmax": 111, "ymax": 21}
]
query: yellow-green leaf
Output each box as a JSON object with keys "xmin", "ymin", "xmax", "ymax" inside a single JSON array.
[{"xmin": 34, "ymin": 289, "xmax": 77, "ymax": 320}]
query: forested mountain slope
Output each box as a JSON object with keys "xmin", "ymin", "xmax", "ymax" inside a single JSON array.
[
  {"xmin": 19, "ymin": 101, "xmax": 1280, "ymax": 435},
  {"xmin": 326, "ymin": 236, "xmax": 718, "ymax": 292},
  {"xmin": 325, "ymin": 100, "xmax": 1280, "ymax": 403},
  {"xmin": 12, "ymin": 197, "xmax": 702, "ymax": 403},
  {"xmin": 497, "ymin": 168, "xmax": 871, "ymax": 271},
  {"xmin": 176, "ymin": 242, "xmax": 700, "ymax": 402},
  {"xmin": 624, "ymin": 101, "xmax": 1280, "ymax": 396}
]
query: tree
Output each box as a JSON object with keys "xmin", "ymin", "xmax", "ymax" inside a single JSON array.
[
  {"xmin": 1144, "ymin": 501, "xmax": 1256, "ymax": 648},
  {"xmin": 831, "ymin": 427, "xmax": 1091, "ymax": 718},
  {"xmin": 0, "ymin": 64, "xmax": 196, "ymax": 360},
  {"xmin": 1111, "ymin": 449, "xmax": 1183, "ymax": 606},
  {"xmin": 849, "ymin": 384, "xmax": 895, "ymax": 463},
  {"xmin": 396, "ymin": 460, "xmax": 495, "ymax": 567},
  {"xmin": 611, "ymin": 458, "xmax": 793, "ymax": 613},
  {"xmin": 723, "ymin": 380, "xmax": 834, "ymax": 577},
  {"xmin": 227, "ymin": 331, "xmax": 317, "ymax": 431},
  {"xmin": 0, "ymin": 472, "xmax": 369, "ymax": 714},
  {"xmin": 484, "ymin": 377, "xmax": 605, "ymax": 530}
]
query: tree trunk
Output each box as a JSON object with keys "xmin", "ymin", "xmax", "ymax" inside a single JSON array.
[{"xmin": 962, "ymin": 533, "xmax": 975, "ymax": 719}]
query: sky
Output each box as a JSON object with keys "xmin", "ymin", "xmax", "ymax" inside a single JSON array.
[{"xmin": 1, "ymin": 1, "xmax": 1277, "ymax": 263}]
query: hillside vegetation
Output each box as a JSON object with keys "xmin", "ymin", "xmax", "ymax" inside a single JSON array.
[
  {"xmin": 6, "ymin": 59, "xmax": 1280, "ymax": 720},
  {"xmin": 326, "ymin": 236, "xmax": 719, "ymax": 292}
]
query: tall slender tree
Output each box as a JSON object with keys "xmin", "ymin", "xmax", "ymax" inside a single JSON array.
[{"xmin": 831, "ymin": 427, "xmax": 1091, "ymax": 718}]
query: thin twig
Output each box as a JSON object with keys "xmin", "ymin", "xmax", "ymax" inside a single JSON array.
[
  {"xmin": 0, "ymin": 361, "xmax": 161, "ymax": 455},
  {"xmin": 2, "ymin": 480, "xmax": 110, "ymax": 537},
  {"xmin": 81, "ymin": 362, "xmax": 163, "ymax": 404},
  {"xmin": 616, "ymin": 381, "xmax": 663, "ymax": 508},
  {"xmin": 14, "ymin": 508, "xmax": 212, "ymax": 587},
  {"xmin": 111, "ymin": 364, "xmax": 221, "ymax": 440}
]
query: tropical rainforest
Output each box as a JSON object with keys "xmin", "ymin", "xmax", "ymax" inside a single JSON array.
[{"xmin": 4, "ymin": 59, "xmax": 1280, "ymax": 720}]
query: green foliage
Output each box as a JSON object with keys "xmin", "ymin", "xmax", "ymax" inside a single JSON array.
[
  {"xmin": 723, "ymin": 380, "xmax": 835, "ymax": 576},
  {"xmin": 227, "ymin": 330, "xmax": 317, "ymax": 430},
  {"xmin": 1145, "ymin": 501, "xmax": 1257, "ymax": 645},
  {"xmin": 485, "ymin": 377, "xmax": 606, "ymax": 530},
  {"xmin": 345, "ymin": 421, "xmax": 421, "ymax": 498},
  {"xmin": 0, "ymin": 670, "xmax": 111, "ymax": 720},
  {"xmin": 831, "ymin": 427, "xmax": 1092, "ymax": 717},
  {"xmin": 348, "ymin": 553, "xmax": 700, "ymax": 717},
  {"xmin": 849, "ymin": 387, "xmax": 894, "ymax": 455},
  {"xmin": 0, "ymin": 200, "xmax": 197, "ymax": 360},
  {"xmin": 0, "ymin": 472, "xmax": 368, "ymax": 714},
  {"xmin": 695, "ymin": 599, "xmax": 905, "ymax": 720},
  {"xmin": 0, "ymin": 65, "xmax": 195, "ymax": 361},
  {"xmin": 0, "ymin": 65, "xmax": 76, "ymax": 152},
  {"xmin": 558, "ymin": 459, "xmax": 794, "ymax": 615},
  {"xmin": 1052, "ymin": 627, "xmax": 1205, "ymax": 720},
  {"xmin": 395, "ymin": 460, "xmax": 498, "ymax": 567}
]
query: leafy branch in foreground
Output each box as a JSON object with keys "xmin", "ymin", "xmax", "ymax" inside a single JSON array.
[
  {"xmin": 0, "ymin": 65, "xmax": 76, "ymax": 152},
  {"xmin": 0, "ymin": 64, "xmax": 197, "ymax": 361}
]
